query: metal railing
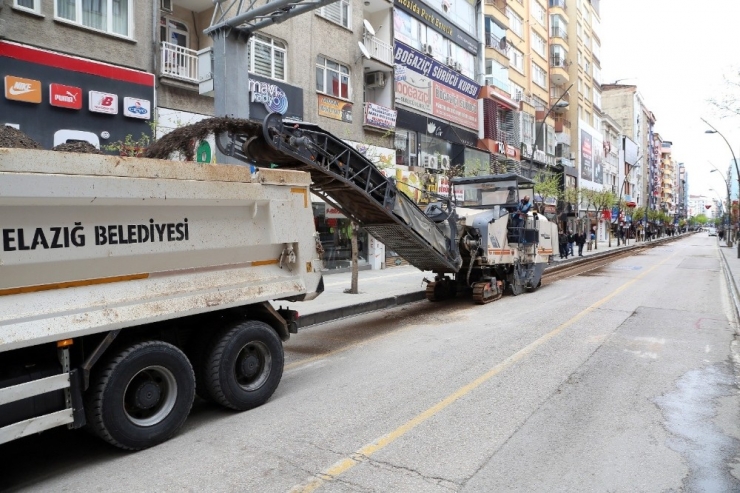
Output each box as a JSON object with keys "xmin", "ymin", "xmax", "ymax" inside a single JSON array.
[
  {"xmin": 550, "ymin": 87, "xmax": 570, "ymax": 101},
  {"xmin": 363, "ymin": 36, "xmax": 393, "ymax": 66},
  {"xmin": 486, "ymin": 33, "xmax": 510, "ymax": 55},
  {"xmin": 160, "ymin": 42, "xmax": 199, "ymax": 83},
  {"xmin": 550, "ymin": 56, "xmax": 568, "ymax": 68},
  {"xmin": 549, "ymin": 0, "xmax": 566, "ymax": 7},
  {"xmin": 484, "ymin": 75, "xmax": 511, "ymax": 92},
  {"xmin": 550, "ymin": 27, "xmax": 568, "ymax": 41}
]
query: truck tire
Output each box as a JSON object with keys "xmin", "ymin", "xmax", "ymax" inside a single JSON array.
[
  {"xmin": 203, "ymin": 321, "xmax": 284, "ymax": 411},
  {"xmin": 85, "ymin": 341, "xmax": 195, "ymax": 450}
]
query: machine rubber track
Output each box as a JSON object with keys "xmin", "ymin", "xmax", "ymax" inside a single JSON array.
[
  {"xmin": 216, "ymin": 114, "xmax": 460, "ymax": 273},
  {"xmin": 472, "ymin": 280, "xmax": 503, "ymax": 304}
]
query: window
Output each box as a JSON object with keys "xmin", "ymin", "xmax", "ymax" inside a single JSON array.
[
  {"xmin": 14, "ymin": 0, "xmax": 40, "ymax": 13},
  {"xmin": 531, "ymin": 0, "xmax": 545, "ymax": 26},
  {"xmin": 485, "ymin": 59, "xmax": 510, "ymax": 92},
  {"xmin": 506, "ymin": 7, "xmax": 523, "ymax": 38},
  {"xmin": 249, "ymin": 34, "xmax": 286, "ymax": 81},
  {"xmin": 510, "ymin": 81, "xmax": 525, "ymax": 101},
  {"xmin": 509, "ymin": 46, "xmax": 524, "ymax": 73},
  {"xmin": 576, "ymin": 22, "xmax": 583, "ymax": 39},
  {"xmin": 531, "ymin": 30, "xmax": 546, "ymax": 58},
  {"xmin": 584, "ymin": 84, "xmax": 590, "ymax": 100},
  {"xmin": 318, "ymin": 0, "xmax": 350, "ymax": 29},
  {"xmin": 316, "ymin": 56, "xmax": 350, "ymax": 99},
  {"xmin": 531, "ymin": 62, "xmax": 546, "ymax": 88},
  {"xmin": 521, "ymin": 112, "xmax": 534, "ymax": 145},
  {"xmin": 593, "ymin": 89, "xmax": 601, "ymax": 108},
  {"xmin": 55, "ymin": 0, "xmax": 132, "ymax": 37},
  {"xmin": 577, "ymin": 50, "xmax": 583, "ymax": 67}
]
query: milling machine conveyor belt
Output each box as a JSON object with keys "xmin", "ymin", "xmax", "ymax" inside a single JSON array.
[{"xmin": 217, "ymin": 114, "xmax": 460, "ymax": 273}]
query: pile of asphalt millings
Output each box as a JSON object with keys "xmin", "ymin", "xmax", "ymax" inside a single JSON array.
[
  {"xmin": 52, "ymin": 141, "xmax": 103, "ymax": 154},
  {"xmin": 145, "ymin": 116, "xmax": 260, "ymax": 161},
  {"xmin": 0, "ymin": 125, "xmax": 43, "ymax": 150}
]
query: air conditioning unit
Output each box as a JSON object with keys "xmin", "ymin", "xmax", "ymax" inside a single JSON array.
[
  {"xmin": 446, "ymin": 57, "xmax": 455, "ymax": 67},
  {"xmin": 161, "ymin": 0, "xmax": 173, "ymax": 12},
  {"xmin": 454, "ymin": 61, "xmax": 463, "ymax": 72},
  {"xmin": 423, "ymin": 153, "xmax": 439, "ymax": 169},
  {"xmin": 423, "ymin": 44, "xmax": 434, "ymax": 55},
  {"xmin": 440, "ymin": 155, "xmax": 451, "ymax": 170},
  {"xmin": 364, "ymin": 71, "xmax": 386, "ymax": 88},
  {"xmin": 569, "ymin": 152, "xmax": 576, "ymax": 160}
]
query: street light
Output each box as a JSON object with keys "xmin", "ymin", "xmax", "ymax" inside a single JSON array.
[
  {"xmin": 702, "ymin": 118, "xmax": 740, "ymax": 257},
  {"xmin": 615, "ymin": 155, "xmax": 644, "ymax": 245},
  {"xmin": 531, "ymin": 83, "xmax": 573, "ymax": 232},
  {"xmin": 710, "ymin": 165, "xmax": 733, "ymax": 247}
]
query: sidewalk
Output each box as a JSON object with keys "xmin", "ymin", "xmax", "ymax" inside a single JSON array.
[{"xmin": 278, "ymin": 234, "xmax": 685, "ymax": 329}]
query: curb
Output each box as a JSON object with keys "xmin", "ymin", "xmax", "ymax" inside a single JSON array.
[
  {"xmin": 297, "ymin": 291, "xmax": 426, "ymax": 329},
  {"xmin": 718, "ymin": 247, "xmax": 740, "ymax": 329}
]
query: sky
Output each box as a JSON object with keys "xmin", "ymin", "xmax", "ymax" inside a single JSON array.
[{"xmin": 600, "ymin": 0, "xmax": 740, "ymax": 202}]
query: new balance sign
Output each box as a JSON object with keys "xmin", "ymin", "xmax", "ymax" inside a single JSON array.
[{"xmin": 89, "ymin": 91, "xmax": 118, "ymax": 114}]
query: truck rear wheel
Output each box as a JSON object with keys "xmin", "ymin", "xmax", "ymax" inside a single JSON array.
[
  {"xmin": 203, "ymin": 321, "xmax": 284, "ymax": 411},
  {"xmin": 85, "ymin": 341, "xmax": 195, "ymax": 450}
]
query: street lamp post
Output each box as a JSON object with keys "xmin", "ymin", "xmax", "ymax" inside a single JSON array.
[
  {"xmin": 702, "ymin": 118, "xmax": 740, "ymax": 257},
  {"xmin": 709, "ymin": 165, "xmax": 732, "ymax": 247},
  {"xmin": 615, "ymin": 155, "xmax": 644, "ymax": 246},
  {"xmin": 531, "ymin": 83, "xmax": 572, "ymax": 233}
]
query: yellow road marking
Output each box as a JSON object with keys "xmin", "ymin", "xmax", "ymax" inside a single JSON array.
[{"xmin": 289, "ymin": 251, "xmax": 677, "ymax": 492}]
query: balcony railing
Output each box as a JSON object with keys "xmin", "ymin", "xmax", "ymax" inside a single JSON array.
[
  {"xmin": 550, "ymin": 27, "xmax": 568, "ymax": 41},
  {"xmin": 549, "ymin": 0, "xmax": 566, "ymax": 7},
  {"xmin": 550, "ymin": 87, "xmax": 570, "ymax": 102},
  {"xmin": 484, "ymin": 75, "xmax": 510, "ymax": 93},
  {"xmin": 550, "ymin": 56, "xmax": 568, "ymax": 69},
  {"xmin": 486, "ymin": 33, "xmax": 510, "ymax": 55},
  {"xmin": 363, "ymin": 36, "xmax": 393, "ymax": 66},
  {"xmin": 160, "ymin": 42, "xmax": 199, "ymax": 83}
]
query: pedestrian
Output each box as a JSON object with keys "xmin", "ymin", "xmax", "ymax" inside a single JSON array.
[
  {"xmin": 567, "ymin": 230, "xmax": 575, "ymax": 257},
  {"xmin": 590, "ymin": 227, "xmax": 596, "ymax": 249},
  {"xmin": 558, "ymin": 230, "xmax": 568, "ymax": 259},
  {"xmin": 576, "ymin": 230, "xmax": 586, "ymax": 256}
]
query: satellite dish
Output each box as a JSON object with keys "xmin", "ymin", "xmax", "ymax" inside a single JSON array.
[
  {"xmin": 363, "ymin": 19, "xmax": 376, "ymax": 36},
  {"xmin": 358, "ymin": 41, "xmax": 371, "ymax": 60}
]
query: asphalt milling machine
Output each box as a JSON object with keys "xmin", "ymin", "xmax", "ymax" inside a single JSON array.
[{"xmin": 217, "ymin": 113, "xmax": 560, "ymax": 304}]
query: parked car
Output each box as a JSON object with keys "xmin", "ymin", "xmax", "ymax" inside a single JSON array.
[{"xmin": 708, "ymin": 227, "xmax": 717, "ymax": 236}]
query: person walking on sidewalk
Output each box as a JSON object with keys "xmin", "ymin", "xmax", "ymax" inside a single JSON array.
[
  {"xmin": 558, "ymin": 230, "xmax": 569, "ymax": 259},
  {"xmin": 576, "ymin": 231, "xmax": 586, "ymax": 256},
  {"xmin": 567, "ymin": 230, "xmax": 575, "ymax": 257}
]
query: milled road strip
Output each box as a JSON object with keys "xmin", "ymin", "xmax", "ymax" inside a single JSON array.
[{"xmin": 289, "ymin": 249, "xmax": 678, "ymax": 493}]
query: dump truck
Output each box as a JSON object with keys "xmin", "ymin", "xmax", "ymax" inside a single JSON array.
[{"xmin": 0, "ymin": 148, "xmax": 323, "ymax": 450}]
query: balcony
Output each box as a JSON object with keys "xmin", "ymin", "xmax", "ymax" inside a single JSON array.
[
  {"xmin": 160, "ymin": 42, "xmax": 199, "ymax": 84},
  {"xmin": 554, "ymin": 117, "xmax": 571, "ymax": 133},
  {"xmin": 486, "ymin": 33, "xmax": 510, "ymax": 56},
  {"xmin": 363, "ymin": 35, "xmax": 393, "ymax": 67},
  {"xmin": 550, "ymin": 27, "xmax": 568, "ymax": 43},
  {"xmin": 550, "ymin": 56, "xmax": 569, "ymax": 85},
  {"xmin": 549, "ymin": 0, "xmax": 566, "ymax": 7},
  {"xmin": 484, "ymin": 75, "xmax": 511, "ymax": 93}
]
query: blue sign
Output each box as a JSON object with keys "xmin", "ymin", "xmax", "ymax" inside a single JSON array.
[
  {"xmin": 393, "ymin": 41, "xmax": 480, "ymax": 99},
  {"xmin": 611, "ymin": 206, "xmax": 619, "ymax": 217}
]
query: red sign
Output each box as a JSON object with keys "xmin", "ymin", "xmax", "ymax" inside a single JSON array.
[
  {"xmin": 49, "ymin": 83, "xmax": 82, "ymax": 109},
  {"xmin": 432, "ymin": 82, "xmax": 478, "ymax": 130},
  {"xmin": 602, "ymin": 210, "xmax": 611, "ymax": 220}
]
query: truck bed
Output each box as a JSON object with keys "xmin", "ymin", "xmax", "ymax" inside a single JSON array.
[{"xmin": 0, "ymin": 148, "xmax": 323, "ymax": 352}]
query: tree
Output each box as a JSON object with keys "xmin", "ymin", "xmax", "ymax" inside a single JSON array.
[
  {"xmin": 533, "ymin": 172, "xmax": 561, "ymax": 214},
  {"xmin": 694, "ymin": 214, "xmax": 709, "ymax": 225},
  {"xmin": 591, "ymin": 189, "xmax": 617, "ymax": 248},
  {"xmin": 708, "ymin": 67, "xmax": 740, "ymax": 119}
]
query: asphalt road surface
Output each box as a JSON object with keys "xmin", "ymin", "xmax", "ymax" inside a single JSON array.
[{"xmin": 2, "ymin": 233, "xmax": 739, "ymax": 492}]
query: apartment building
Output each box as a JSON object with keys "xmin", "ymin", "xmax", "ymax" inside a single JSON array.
[
  {"xmin": 657, "ymin": 137, "xmax": 676, "ymax": 214},
  {"xmin": 600, "ymin": 112, "xmax": 621, "ymax": 195},
  {"xmin": 600, "ymin": 83, "xmax": 656, "ymax": 209}
]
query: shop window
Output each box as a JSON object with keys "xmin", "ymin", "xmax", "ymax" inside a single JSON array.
[
  {"xmin": 464, "ymin": 147, "xmax": 490, "ymax": 176},
  {"xmin": 312, "ymin": 203, "xmax": 368, "ymax": 270},
  {"xmin": 249, "ymin": 33, "xmax": 287, "ymax": 81},
  {"xmin": 56, "ymin": 0, "xmax": 132, "ymax": 38},
  {"xmin": 419, "ymin": 134, "xmax": 451, "ymax": 171},
  {"xmin": 316, "ymin": 56, "xmax": 350, "ymax": 100},
  {"xmin": 394, "ymin": 129, "xmax": 417, "ymax": 167},
  {"xmin": 14, "ymin": 0, "xmax": 41, "ymax": 14},
  {"xmin": 318, "ymin": 0, "xmax": 350, "ymax": 29}
]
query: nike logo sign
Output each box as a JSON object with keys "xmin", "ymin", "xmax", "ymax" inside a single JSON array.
[{"xmin": 9, "ymin": 85, "xmax": 34, "ymax": 95}]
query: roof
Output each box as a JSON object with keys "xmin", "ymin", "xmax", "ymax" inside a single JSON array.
[{"xmin": 450, "ymin": 173, "xmax": 535, "ymax": 186}]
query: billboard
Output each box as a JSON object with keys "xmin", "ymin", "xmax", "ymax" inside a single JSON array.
[
  {"xmin": 579, "ymin": 121, "xmax": 604, "ymax": 186},
  {"xmin": 624, "ymin": 136, "xmax": 639, "ymax": 166}
]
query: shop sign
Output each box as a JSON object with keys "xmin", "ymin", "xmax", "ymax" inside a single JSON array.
[
  {"xmin": 393, "ymin": 0, "xmax": 478, "ymax": 55},
  {"xmin": 495, "ymin": 141, "xmax": 506, "ymax": 155},
  {"xmin": 545, "ymin": 205, "xmax": 556, "ymax": 214},
  {"xmin": 505, "ymin": 144, "xmax": 517, "ymax": 158},
  {"xmin": 393, "ymin": 41, "xmax": 479, "ymax": 98},
  {"xmin": 250, "ymin": 78, "xmax": 288, "ymax": 114},
  {"xmin": 4, "ymin": 75, "xmax": 41, "ymax": 103},
  {"xmin": 326, "ymin": 206, "xmax": 346, "ymax": 219},
  {"xmin": 432, "ymin": 82, "xmax": 478, "ymax": 130},
  {"xmin": 364, "ymin": 103, "xmax": 397, "ymax": 130},
  {"xmin": 395, "ymin": 65, "xmax": 407, "ymax": 82},
  {"xmin": 49, "ymin": 83, "xmax": 82, "ymax": 110},
  {"xmin": 89, "ymin": 91, "xmax": 118, "ymax": 114},
  {"xmin": 123, "ymin": 97, "xmax": 151, "ymax": 119},
  {"xmin": 318, "ymin": 94, "xmax": 352, "ymax": 123},
  {"xmin": 396, "ymin": 71, "xmax": 433, "ymax": 114}
]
